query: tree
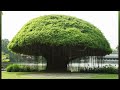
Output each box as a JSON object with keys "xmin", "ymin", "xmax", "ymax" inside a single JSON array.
[
  {"xmin": 2, "ymin": 39, "xmax": 14, "ymax": 61},
  {"xmin": 2, "ymin": 39, "xmax": 22, "ymax": 62},
  {"xmin": 2, "ymin": 52, "xmax": 10, "ymax": 62},
  {"xmin": 2, "ymin": 52, "xmax": 10, "ymax": 69},
  {"xmin": 2, "ymin": 39, "xmax": 10, "ymax": 53},
  {"xmin": 7, "ymin": 15, "xmax": 112, "ymax": 72}
]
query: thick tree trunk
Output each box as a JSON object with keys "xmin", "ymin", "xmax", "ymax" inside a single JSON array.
[
  {"xmin": 43, "ymin": 46, "xmax": 69, "ymax": 72},
  {"xmin": 46, "ymin": 56, "xmax": 68, "ymax": 72}
]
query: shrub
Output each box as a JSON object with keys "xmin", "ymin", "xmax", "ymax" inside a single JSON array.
[
  {"xmin": 6, "ymin": 64, "xmax": 45, "ymax": 72},
  {"xmin": 77, "ymin": 65, "xmax": 118, "ymax": 74},
  {"xmin": 6, "ymin": 64, "xmax": 20, "ymax": 72},
  {"xmin": 2, "ymin": 59, "xmax": 10, "ymax": 63}
]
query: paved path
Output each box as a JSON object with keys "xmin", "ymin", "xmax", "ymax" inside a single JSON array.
[{"xmin": 24, "ymin": 73, "xmax": 90, "ymax": 79}]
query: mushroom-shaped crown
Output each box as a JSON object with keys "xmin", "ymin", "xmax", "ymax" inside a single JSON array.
[{"xmin": 8, "ymin": 15, "xmax": 112, "ymax": 55}]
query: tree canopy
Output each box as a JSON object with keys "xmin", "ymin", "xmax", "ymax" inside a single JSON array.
[{"xmin": 8, "ymin": 15, "xmax": 112, "ymax": 56}]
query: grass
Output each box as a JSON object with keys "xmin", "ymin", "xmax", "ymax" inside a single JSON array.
[{"xmin": 1, "ymin": 71, "xmax": 118, "ymax": 79}]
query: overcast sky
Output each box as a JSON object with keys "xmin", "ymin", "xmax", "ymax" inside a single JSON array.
[{"xmin": 2, "ymin": 11, "xmax": 118, "ymax": 49}]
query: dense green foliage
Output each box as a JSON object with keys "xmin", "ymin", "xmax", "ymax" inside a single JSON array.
[
  {"xmin": 6, "ymin": 64, "xmax": 45, "ymax": 72},
  {"xmin": 70, "ymin": 65, "xmax": 118, "ymax": 74},
  {"xmin": 8, "ymin": 15, "xmax": 112, "ymax": 55}
]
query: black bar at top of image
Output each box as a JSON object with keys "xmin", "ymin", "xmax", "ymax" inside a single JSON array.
[{"xmin": 0, "ymin": 0, "xmax": 120, "ymax": 11}]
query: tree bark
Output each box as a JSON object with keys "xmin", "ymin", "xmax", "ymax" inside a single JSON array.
[
  {"xmin": 46, "ymin": 56, "xmax": 68, "ymax": 72},
  {"xmin": 44, "ymin": 46, "xmax": 69, "ymax": 72}
]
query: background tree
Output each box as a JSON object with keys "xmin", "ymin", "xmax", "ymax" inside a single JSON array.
[
  {"xmin": 2, "ymin": 39, "xmax": 22, "ymax": 62},
  {"xmin": 2, "ymin": 39, "xmax": 40, "ymax": 63},
  {"xmin": 2, "ymin": 52, "xmax": 10, "ymax": 62},
  {"xmin": 7, "ymin": 15, "xmax": 112, "ymax": 72}
]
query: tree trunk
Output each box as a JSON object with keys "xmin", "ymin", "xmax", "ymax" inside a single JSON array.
[
  {"xmin": 43, "ymin": 46, "xmax": 69, "ymax": 72},
  {"xmin": 45, "ymin": 55, "xmax": 68, "ymax": 72}
]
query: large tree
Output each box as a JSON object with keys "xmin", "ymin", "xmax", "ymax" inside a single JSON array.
[{"xmin": 7, "ymin": 15, "xmax": 112, "ymax": 72}]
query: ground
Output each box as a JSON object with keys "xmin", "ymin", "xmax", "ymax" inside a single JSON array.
[{"xmin": 1, "ymin": 71, "xmax": 118, "ymax": 79}]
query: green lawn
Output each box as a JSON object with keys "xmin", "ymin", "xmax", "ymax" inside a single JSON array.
[{"xmin": 1, "ymin": 71, "xmax": 118, "ymax": 79}]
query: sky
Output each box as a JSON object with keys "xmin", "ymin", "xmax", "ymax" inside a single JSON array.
[{"xmin": 2, "ymin": 11, "xmax": 118, "ymax": 49}]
